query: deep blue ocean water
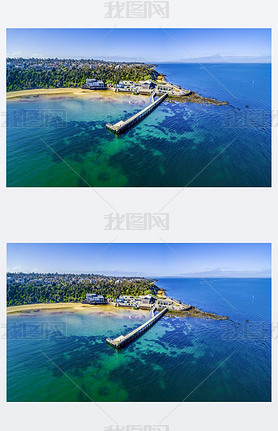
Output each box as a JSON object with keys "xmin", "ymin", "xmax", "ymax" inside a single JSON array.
[
  {"xmin": 7, "ymin": 278, "xmax": 271, "ymax": 402},
  {"xmin": 7, "ymin": 63, "xmax": 271, "ymax": 187}
]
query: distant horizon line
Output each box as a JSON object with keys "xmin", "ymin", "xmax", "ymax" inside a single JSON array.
[
  {"xmin": 6, "ymin": 57, "xmax": 271, "ymax": 64},
  {"xmin": 7, "ymin": 271, "xmax": 271, "ymax": 279}
]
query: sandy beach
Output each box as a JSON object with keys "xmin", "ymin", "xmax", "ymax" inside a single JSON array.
[
  {"xmin": 6, "ymin": 87, "xmax": 149, "ymax": 102},
  {"xmin": 6, "ymin": 302, "xmax": 150, "ymax": 317},
  {"xmin": 6, "ymin": 87, "xmax": 110, "ymax": 99},
  {"xmin": 7, "ymin": 302, "xmax": 95, "ymax": 314}
]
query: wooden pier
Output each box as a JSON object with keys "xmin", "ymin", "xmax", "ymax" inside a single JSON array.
[
  {"xmin": 106, "ymin": 93, "xmax": 167, "ymax": 134},
  {"xmin": 106, "ymin": 308, "xmax": 168, "ymax": 349}
]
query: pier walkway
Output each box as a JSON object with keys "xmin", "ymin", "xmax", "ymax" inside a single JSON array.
[
  {"xmin": 106, "ymin": 308, "xmax": 168, "ymax": 349},
  {"xmin": 106, "ymin": 93, "xmax": 167, "ymax": 134}
]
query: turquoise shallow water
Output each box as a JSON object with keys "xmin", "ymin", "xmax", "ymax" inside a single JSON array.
[
  {"xmin": 7, "ymin": 63, "xmax": 271, "ymax": 187},
  {"xmin": 7, "ymin": 278, "xmax": 271, "ymax": 402}
]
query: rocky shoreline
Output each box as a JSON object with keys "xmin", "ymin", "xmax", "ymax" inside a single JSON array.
[
  {"xmin": 166, "ymin": 306, "xmax": 229, "ymax": 321},
  {"xmin": 167, "ymin": 91, "xmax": 229, "ymax": 106}
]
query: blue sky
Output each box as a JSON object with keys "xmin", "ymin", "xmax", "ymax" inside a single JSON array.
[
  {"xmin": 6, "ymin": 29, "xmax": 271, "ymax": 63},
  {"xmin": 7, "ymin": 243, "xmax": 271, "ymax": 278}
]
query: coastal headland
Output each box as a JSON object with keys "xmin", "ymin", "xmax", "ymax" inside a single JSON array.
[
  {"xmin": 7, "ymin": 272, "xmax": 228, "ymax": 321},
  {"xmin": 6, "ymin": 58, "xmax": 228, "ymax": 106}
]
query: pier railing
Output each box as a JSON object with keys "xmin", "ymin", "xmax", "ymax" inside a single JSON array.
[
  {"xmin": 106, "ymin": 308, "xmax": 168, "ymax": 349},
  {"xmin": 106, "ymin": 93, "xmax": 167, "ymax": 135}
]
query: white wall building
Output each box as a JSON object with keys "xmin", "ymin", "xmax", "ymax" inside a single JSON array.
[
  {"xmin": 85, "ymin": 79, "xmax": 105, "ymax": 89},
  {"xmin": 86, "ymin": 293, "xmax": 106, "ymax": 303}
]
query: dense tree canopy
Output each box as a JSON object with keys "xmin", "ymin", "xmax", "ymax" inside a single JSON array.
[
  {"xmin": 6, "ymin": 62, "xmax": 157, "ymax": 91},
  {"xmin": 7, "ymin": 277, "xmax": 158, "ymax": 306}
]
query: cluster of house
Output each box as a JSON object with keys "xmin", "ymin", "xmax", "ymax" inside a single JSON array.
[
  {"xmin": 7, "ymin": 272, "xmax": 152, "ymax": 288},
  {"xmin": 114, "ymin": 80, "xmax": 155, "ymax": 94},
  {"xmin": 84, "ymin": 292, "xmax": 190, "ymax": 311},
  {"xmin": 7, "ymin": 274, "xmax": 100, "ymax": 285},
  {"xmin": 113, "ymin": 80, "xmax": 188, "ymax": 96},
  {"xmin": 7, "ymin": 59, "xmax": 96, "ymax": 71},
  {"xmin": 6, "ymin": 58, "xmax": 146, "ymax": 71},
  {"xmin": 7, "ymin": 272, "xmax": 139, "ymax": 286},
  {"xmin": 83, "ymin": 78, "xmax": 155, "ymax": 93},
  {"xmin": 84, "ymin": 293, "xmax": 155, "ymax": 308},
  {"xmin": 114, "ymin": 294, "xmax": 155, "ymax": 309},
  {"xmin": 7, "ymin": 274, "xmax": 72, "ymax": 285},
  {"xmin": 84, "ymin": 78, "xmax": 190, "ymax": 96}
]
